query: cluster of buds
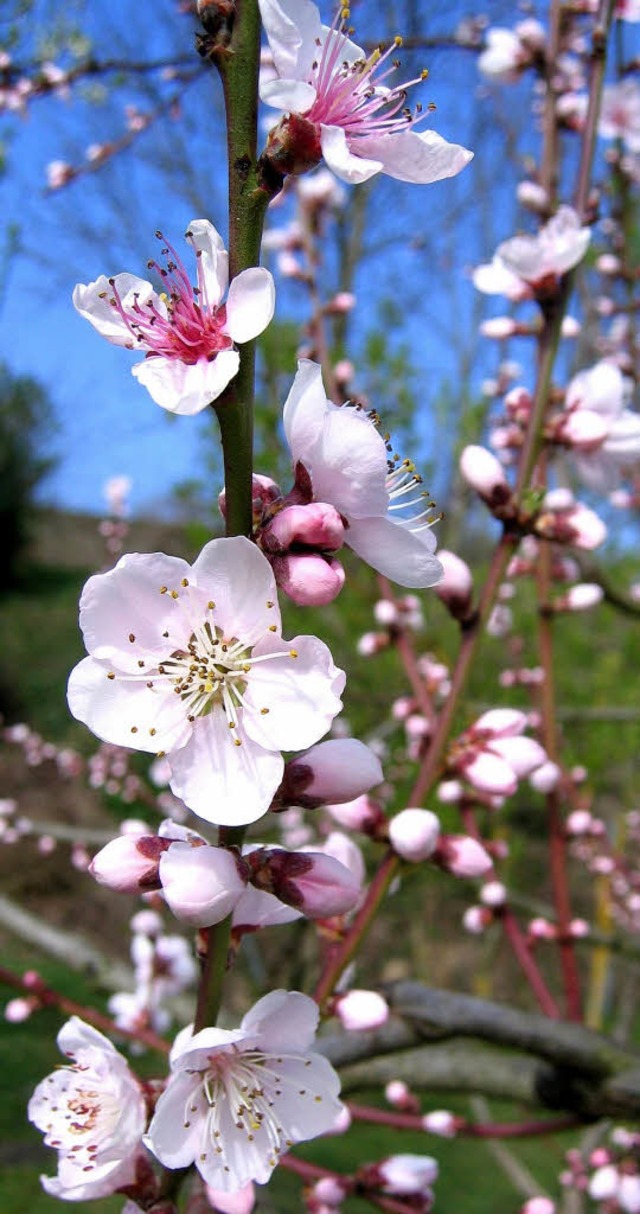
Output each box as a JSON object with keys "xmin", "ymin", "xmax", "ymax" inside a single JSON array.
[
  {"xmin": 568, "ymin": 808, "xmax": 640, "ymax": 934},
  {"xmin": 357, "ymin": 593, "xmax": 424, "ymax": 657},
  {"xmin": 446, "ymin": 709, "xmax": 547, "ymax": 798},
  {"xmin": 107, "ymin": 908, "xmax": 198, "ymax": 1037},
  {"xmin": 559, "ymin": 1132, "xmax": 640, "ymax": 1212}
]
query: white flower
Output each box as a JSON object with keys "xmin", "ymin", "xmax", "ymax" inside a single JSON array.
[
  {"xmin": 564, "ymin": 361, "xmax": 640, "ymax": 491},
  {"xmin": 145, "ymin": 990, "xmax": 344, "ymax": 1192},
  {"xmin": 283, "ymin": 360, "xmax": 443, "ymax": 587},
  {"xmin": 67, "ymin": 536, "xmax": 345, "ymax": 826},
  {"xmin": 28, "ymin": 1017, "xmax": 146, "ymax": 1202},
  {"xmin": 73, "ymin": 220, "xmax": 275, "ymax": 415},
  {"xmin": 258, "ymin": 0, "xmax": 472, "ymax": 185},
  {"xmin": 497, "ymin": 206, "xmax": 591, "ymax": 286}
]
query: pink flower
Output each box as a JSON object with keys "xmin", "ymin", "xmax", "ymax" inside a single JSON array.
[
  {"xmin": 497, "ymin": 207, "xmax": 591, "ymax": 287},
  {"xmin": 73, "ymin": 220, "xmax": 275, "ymax": 415},
  {"xmin": 258, "ymin": 0, "xmax": 472, "ymax": 185},
  {"xmin": 28, "ymin": 1017, "xmax": 146, "ymax": 1202},
  {"xmin": 145, "ymin": 991, "xmax": 344, "ymax": 1191},
  {"xmin": 283, "ymin": 360, "xmax": 443, "ymax": 587},
  {"xmin": 478, "ymin": 23, "xmax": 545, "ymax": 82},
  {"xmin": 67, "ymin": 537, "xmax": 345, "ymax": 826},
  {"xmin": 563, "ymin": 361, "xmax": 640, "ymax": 492}
]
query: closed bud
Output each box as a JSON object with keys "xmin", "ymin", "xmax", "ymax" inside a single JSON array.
[
  {"xmin": 326, "ymin": 793, "xmax": 385, "ymax": 833},
  {"xmin": 312, "ymin": 1177, "xmax": 349, "ymax": 1206},
  {"xmin": 435, "ymin": 549, "xmax": 473, "ymax": 617},
  {"xmin": 422, "ymin": 1109, "xmax": 458, "ymax": 1137},
  {"xmin": 248, "ymin": 847, "xmax": 361, "ymax": 918},
  {"xmin": 335, "ymin": 989, "xmax": 389, "ymax": 1031},
  {"xmin": 562, "ymin": 583, "xmax": 604, "ymax": 611},
  {"xmin": 435, "ymin": 833, "xmax": 493, "ymax": 878},
  {"xmin": 530, "ymin": 760, "xmax": 561, "ymax": 793},
  {"xmin": 272, "ymin": 552, "xmax": 345, "ymax": 605},
  {"xmin": 480, "ymin": 880, "xmax": 507, "ymax": 907},
  {"xmin": 262, "ymin": 502, "xmax": 345, "ymax": 554},
  {"xmin": 279, "ymin": 739, "xmax": 383, "ymax": 809},
  {"xmin": 265, "ymin": 112, "xmax": 323, "ymax": 176},
  {"xmin": 460, "ymin": 444, "xmax": 512, "ymax": 506},
  {"xmin": 159, "ymin": 843, "xmax": 248, "ymax": 927},
  {"xmin": 388, "ymin": 808, "xmax": 441, "ymax": 862},
  {"xmin": 89, "ymin": 833, "xmax": 169, "ymax": 893},
  {"xmin": 521, "ymin": 1200, "xmax": 556, "ymax": 1214},
  {"xmin": 378, "ymin": 1154, "xmax": 439, "ymax": 1196}
]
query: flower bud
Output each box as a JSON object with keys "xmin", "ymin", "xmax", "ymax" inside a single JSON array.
[
  {"xmin": 388, "ymin": 808, "xmax": 441, "ymax": 862},
  {"xmin": 280, "ymin": 738, "xmax": 383, "ymax": 809},
  {"xmin": 530, "ymin": 760, "xmax": 561, "ymax": 793},
  {"xmin": 385, "ymin": 1080, "xmax": 417, "ymax": 1111},
  {"xmin": 312, "ymin": 1177, "xmax": 348, "ymax": 1206},
  {"xmin": 480, "ymin": 317, "xmax": 517, "ymax": 339},
  {"xmin": 521, "ymin": 1199, "xmax": 555, "ymax": 1214},
  {"xmin": 422, "ymin": 1109, "xmax": 458, "ymax": 1137},
  {"xmin": 205, "ymin": 1183, "xmax": 256, "ymax": 1214},
  {"xmin": 378, "ymin": 1154, "xmax": 438, "ymax": 1195},
  {"xmin": 589, "ymin": 1165, "xmax": 619, "ymax": 1201},
  {"xmin": 219, "ymin": 474, "xmax": 281, "ymax": 520},
  {"xmin": 89, "ymin": 833, "xmax": 169, "ymax": 893},
  {"xmin": 248, "ymin": 848, "xmax": 361, "ymax": 918},
  {"xmin": 565, "ymin": 809, "xmax": 593, "ymax": 835},
  {"xmin": 460, "ymin": 445, "xmax": 511, "ymax": 506},
  {"xmin": 335, "ymin": 989, "xmax": 389, "ymax": 1031},
  {"xmin": 435, "ymin": 550, "xmax": 473, "ymax": 617},
  {"xmin": 262, "ymin": 502, "xmax": 345, "ymax": 554},
  {"xmin": 463, "ymin": 905, "xmax": 491, "ymax": 933},
  {"xmin": 158, "ymin": 843, "xmax": 248, "ymax": 927},
  {"xmin": 569, "ymin": 918, "xmax": 590, "ymax": 938},
  {"xmin": 272, "ymin": 552, "xmax": 345, "ymax": 605},
  {"xmin": 562, "ymin": 583, "xmax": 604, "ymax": 611},
  {"xmin": 480, "ymin": 880, "xmax": 507, "ymax": 908},
  {"xmin": 435, "ymin": 834, "xmax": 493, "ymax": 878},
  {"xmin": 325, "ymin": 794, "xmax": 385, "ymax": 833}
]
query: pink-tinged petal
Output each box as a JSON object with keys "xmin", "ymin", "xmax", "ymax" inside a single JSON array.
[
  {"xmin": 68, "ymin": 657, "xmax": 192, "ymax": 753},
  {"xmin": 132, "ymin": 350, "xmax": 240, "ymax": 414},
  {"xmin": 206, "ymin": 1183, "xmax": 256, "ymax": 1214},
  {"xmin": 283, "ymin": 359, "xmax": 331, "ymax": 459},
  {"xmin": 258, "ymin": 0, "xmax": 323, "ymax": 80},
  {"xmin": 261, "ymin": 76, "xmax": 318, "ymax": 111},
  {"xmin": 186, "ymin": 218, "xmax": 228, "ymax": 306},
  {"xmin": 56, "ymin": 1016, "xmax": 118, "ymax": 1060},
  {"xmin": 241, "ymin": 990, "xmax": 319, "ymax": 1051},
  {"xmin": 78, "ymin": 551, "xmax": 193, "ymax": 670},
  {"xmin": 73, "ymin": 273, "xmax": 163, "ymax": 347},
  {"xmin": 320, "ymin": 124, "xmax": 384, "ymax": 184},
  {"xmin": 225, "ymin": 267, "xmax": 275, "ymax": 343},
  {"xmin": 232, "ymin": 885, "xmax": 302, "ymax": 930},
  {"xmin": 244, "ymin": 633, "xmax": 345, "ymax": 751},
  {"xmin": 167, "ymin": 712, "xmax": 284, "ymax": 826},
  {"xmin": 159, "ymin": 843, "xmax": 246, "ymax": 927},
  {"xmin": 145, "ymin": 1072, "xmax": 206, "ymax": 1168},
  {"xmin": 346, "ymin": 515, "xmax": 443, "ymax": 588},
  {"xmin": 191, "ymin": 536, "xmax": 281, "ymax": 643},
  {"xmin": 472, "ymin": 258, "xmax": 530, "ymax": 300},
  {"xmin": 357, "ymin": 129, "xmax": 473, "ymax": 185},
  {"xmin": 463, "ymin": 751, "xmax": 518, "ymax": 795},
  {"xmin": 473, "ymin": 708, "xmax": 527, "ymax": 737},
  {"xmin": 567, "ymin": 360, "xmax": 625, "ymax": 417},
  {"xmin": 489, "ymin": 736, "xmax": 547, "ymax": 777}
]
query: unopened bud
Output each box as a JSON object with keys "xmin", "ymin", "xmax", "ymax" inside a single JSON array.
[
  {"xmin": 480, "ymin": 880, "xmax": 507, "ymax": 908},
  {"xmin": 335, "ymin": 989, "xmax": 389, "ymax": 1031},
  {"xmin": 279, "ymin": 739, "xmax": 383, "ymax": 809},
  {"xmin": 89, "ymin": 833, "xmax": 169, "ymax": 893},
  {"xmin": 521, "ymin": 1199, "xmax": 556, "ymax": 1214},
  {"xmin": 272, "ymin": 552, "xmax": 345, "ymax": 605},
  {"xmin": 249, "ymin": 847, "xmax": 361, "ymax": 918},
  {"xmin": 460, "ymin": 445, "xmax": 511, "ymax": 506},
  {"xmin": 388, "ymin": 808, "xmax": 441, "ymax": 862},
  {"xmin": 435, "ymin": 834, "xmax": 493, "ymax": 878},
  {"xmin": 435, "ymin": 549, "xmax": 473, "ymax": 617},
  {"xmin": 561, "ymin": 583, "xmax": 604, "ymax": 611},
  {"xmin": 262, "ymin": 502, "xmax": 345, "ymax": 554},
  {"xmin": 159, "ymin": 843, "xmax": 248, "ymax": 927},
  {"xmin": 378, "ymin": 1154, "xmax": 439, "ymax": 1196},
  {"xmin": 421, "ymin": 1109, "xmax": 458, "ymax": 1137},
  {"xmin": 530, "ymin": 760, "xmax": 561, "ymax": 793}
]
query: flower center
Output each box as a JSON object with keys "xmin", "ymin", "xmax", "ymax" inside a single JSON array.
[
  {"xmin": 304, "ymin": 6, "xmax": 431, "ymax": 142},
  {"xmin": 105, "ymin": 230, "xmax": 233, "ymax": 364}
]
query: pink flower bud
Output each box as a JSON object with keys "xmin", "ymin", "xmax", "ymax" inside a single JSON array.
[
  {"xmin": 385, "ymin": 1080, "xmax": 414, "ymax": 1109},
  {"xmin": 480, "ymin": 317, "xmax": 517, "ymax": 339},
  {"xmin": 379, "ymin": 1154, "xmax": 438, "ymax": 1195},
  {"xmin": 422, "ymin": 1109, "xmax": 457, "ymax": 1137},
  {"xmin": 569, "ymin": 918, "xmax": 590, "ymax": 938},
  {"xmin": 462, "ymin": 751, "xmax": 518, "ymax": 796},
  {"xmin": 89, "ymin": 834, "xmax": 169, "ymax": 893},
  {"xmin": 373, "ymin": 599, "xmax": 399, "ymax": 626},
  {"xmin": 388, "ymin": 808, "xmax": 441, "ymax": 862},
  {"xmin": 530, "ymin": 761, "xmax": 561, "ymax": 793},
  {"xmin": 5, "ymin": 997, "xmax": 35, "ymax": 1023},
  {"xmin": 463, "ymin": 906, "xmax": 490, "ymax": 933},
  {"xmin": 589, "ymin": 1165, "xmax": 620, "ymax": 1201},
  {"xmin": 566, "ymin": 810, "xmax": 593, "ymax": 835},
  {"xmin": 480, "ymin": 880, "xmax": 507, "ymax": 908},
  {"xmin": 563, "ymin": 583, "xmax": 604, "ymax": 611},
  {"xmin": 205, "ymin": 1183, "xmax": 256, "ymax": 1214},
  {"xmin": 219, "ymin": 474, "xmax": 281, "ymax": 519},
  {"xmin": 557, "ymin": 410, "xmax": 609, "ymax": 450},
  {"xmin": 516, "ymin": 181, "xmax": 549, "ymax": 212},
  {"xmin": 562, "ymin": 316, "xmax": 581, "ymax": 337},
  {"xmin": 263, "ymin": 502, "xmax": 345, "ymax": 553},
  {"xmin": 437, "ymin": 779, "xmax": 463, "ymax": 804},
  {"xmin": 159, "ymin": 843, "xmax": 248, "ymax": 927},
  {"xmin": 272, "ymin": 552, "xmax": 345, "ymax": 605},
  {"xmin": 460, "ymin": 445, "xmax": 510, "ymax": 502},
  {"xmin": 521, "ymin": 1200, "xmax": 556, "ymax": 1214},
  {"xmin": 335, "ymin": 989, "xmax": 389, "ymax": 1031},
  {"xmin": 281, "ymin": 739, "xmax": 383, "ymax": 808},
  {"xmin": 435, "ymin": 834, "xmax": 493, "ymax": 878},
  {"xmin": 249, "ymin": 848, "xmax": 361, "ymax": 918},
  {"xmin": 435, "ymin": 550, "xmax": 473, "ymax": 616},
  {"xmin": 528, "ymin": 917, "xmax": 557, "ymax": 940},
  {"xmin": 313, "ymin": 1177, "xmax": 348, "ymax": 1206},
  {"xmin": 325, "ymin": 794, "xmax": 385, "ymax": 833}
]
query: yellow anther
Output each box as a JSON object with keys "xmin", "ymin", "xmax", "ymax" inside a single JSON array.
[
  {"xmin": 208, "ymin": 601, "xmax": 215, "ymax": 609},
  {"xmin": 268, "ymin": 624, "xmax": 277, "ymax": 632},
  {"xmin": 170, "ymin": 590, "xmax": 179, "ymax": 599},
  {"xmin": 394, "ymin": 35, "xmax": 403, "ymax": 46},
  {"xmin": 421, "ymin": 68, "xmax": 429, "ymax": 80},
  {"xmin": 181, "ymin": 578, "xmax": 189, "ymax": 587},
  {"xmin": 107, "ymin": 672, "xmax": 115, "ymax": 680},
  {"xmin": 289, "ymin": 649, "xmax": 298, "ymax": 658},
  {"xmin": 160, "ymin": 585, "xmax": 168, "ymax": 594}
]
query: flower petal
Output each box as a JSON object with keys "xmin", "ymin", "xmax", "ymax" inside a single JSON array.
[
  {"xmin": 261, "ymin": 77, "xmax": 318, "ymax": 111},
  {"xmin": 187, "ymin": 218, "xmax": 228, "ymax": 307},
  {"xmin": 67, "ymin": 657, "xmax": 193, "ymax": 753},
  {"xmin": 144, "ymin": 1072, "xmax": 206, "ymax": 1169},
  {"xmin": 240, "ymin": 990, "xmax": 319, "ymax": 1051},
  {"xmin": 132, "ymin": 350, "xmax": 240, "ymax": 414},
  {"xmin": 78, "ymin": 551, "xmax": 193, "ymax": 671},
  {"xmin": 346, "ymin": 515, "xmax": 443, "ymax": 588},
  {"xmin": 320, "ymin": 124, "xmax": 384, "ymax": 184},
  {"xmin": 73, "ymin": 273, "xmax": 163, "ymax": 347},
  {"xmin": 357, "ymin": 128, "xmax": 473, "ymax": 184},
  {"xmin": 258, "ymin": 0, "xmax": 323, "ymax": 79},
  {"xmin": 225, "ymin": 267, "xmax": 275, "ymax": 343},
  {"xmin": 167, "ymin": 712, "xmax": 284, "ymax": 826},
  {"xmin": 190, "ymin": 536, "xmax": 282, "ymax": 644},
  {"xmin": 244, "ymin": 633, "xmax": 345, "ymax": 751}
]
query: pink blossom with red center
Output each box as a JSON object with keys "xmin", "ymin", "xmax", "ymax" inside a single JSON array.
[
  {"xmin": 258, "ymin": 0, "xmax": 472, "ymax": 185},
  {"xmin": 73, "ymin": 220, "xmax": 275, "ymax": 415}
]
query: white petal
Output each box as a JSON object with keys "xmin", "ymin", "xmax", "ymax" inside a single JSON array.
[
  {"xmin": 346, "ymin": 516, "xmax": 443, "ymax": 588},
  {"xmin": 190, "ymin": 536, "xmax": 281, "ymax": 644},
  {"xmin": 283, "ymin": 358, "xmax": 331, "ymax": 458},
  {"xmin": 232, "ymin": 885, "xmax": 301, "ymax": 929},
  {"xmin": 261, "ymin": 77, "xmax": 317, "ymax": 111},
  {"xmin": 78, "ymin": 551, "xmax": 193, "ymax": 671},
  {"xmin": 240, "ymin": 990, "xmax": 319, "ymax": 1050},
  {"xmin": 244, "ymin": 633, "xmax": 345, "ymax": 751},
  {"xmin": 145, "ymin": 1072, "xmax": 205, "ymax": 1168},
  {"xmin": 258, "ymin": 0, "xmax": 322, "ymax": 79},
  {"xmin": 73, "ymin": 273, "xmax": 163, "ymax": 347},
  {"xmin": 68, "ymin": 657, "xmax": 192, "ymax": 753},
  {"xmin": 167, "ymin": 712, "xmax": 284, "ymax": 826},
  {"xmin": 320, "ymin": 124, "xmax": 383, "ymax": 184},
  {"xmin": 132, "ymin": 351, "xmax": 240, "ymax": 414},
  {"xmin": 225, "ymin": 267, "xmax": 275, "ymax": 343},
  {"xmin": 186, "ymin": 218, "xmax": 228, "ymax": 307},
  {"xmin": 159, "ymin": 844, "xmax": 246, "ymax": 927},
  {"xmin": 490, "ymin": 736, "xmax": 547, "ymax": 777},
  {"xmin": 464, "ymin": 750, "xmax": 517, "ymax": 795},
  {"xmin": 357, "ymin": 129, "xmax": 473, "ymax": 185}
]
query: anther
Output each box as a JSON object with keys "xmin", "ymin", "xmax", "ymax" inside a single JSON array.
[{"xmin": 128, "ymin": 633, "xmax": 135, "ymax": 643}]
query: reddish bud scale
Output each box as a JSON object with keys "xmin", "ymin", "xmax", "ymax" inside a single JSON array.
[{"xmin": 265, "ymin": 114, "xmax": 323, "ymax": 177}]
